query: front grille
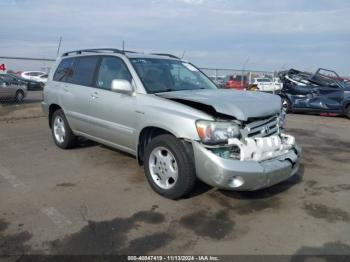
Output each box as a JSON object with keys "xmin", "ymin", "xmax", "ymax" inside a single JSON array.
[{"xmin": 241, "ymin": 115, "xmax": 279, "ymax": 138}]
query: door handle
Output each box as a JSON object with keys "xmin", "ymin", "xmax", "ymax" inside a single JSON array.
[{"xmin": 90, "ymin": 92, "xmax": 99, "ymax": 99}]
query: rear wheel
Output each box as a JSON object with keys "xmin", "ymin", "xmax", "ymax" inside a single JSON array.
[
  {"xmin": 51, "ymin": 109, "xmax": 77, "ymax": 149},
  {"xmin": 15, "ymin": 90, "xmax": 24, "ymax": 103},
  {"xmin": 144, "ymin": 134, "xmax": 196, "ymax": 199}
]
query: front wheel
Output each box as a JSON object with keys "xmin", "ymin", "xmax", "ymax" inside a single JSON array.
[
  {"xmin": 282, "ymin": 97, "xmax": 291, "ymax": 113},
  {"xmin": 144, "ymin": 135, "xmax": 197, "ymax": 199}
]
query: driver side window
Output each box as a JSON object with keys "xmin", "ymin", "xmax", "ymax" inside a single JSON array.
[{"xmin": 96, "ymin": 57, "xmax": 132, "ymax": 90}]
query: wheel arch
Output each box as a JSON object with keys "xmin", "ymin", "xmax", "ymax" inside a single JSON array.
[
  {"xmin": 137, "ymin": 126, "xmax": 178, "ymax": 166},
  {"xmin": 16, "ymin": 89, "xmax": 24, "ymax": 95},
  {"xmin": 343, "ymin": 100, "xmax": 350, "ymax": 110},
  {"xmin": 48, "ymin": 104, "xmax": 62, "ymax": 128}
]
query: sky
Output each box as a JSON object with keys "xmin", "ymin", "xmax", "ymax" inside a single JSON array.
[{"xmin": 0, "ymin": 0, "xmax": 350, "ymax": 75}]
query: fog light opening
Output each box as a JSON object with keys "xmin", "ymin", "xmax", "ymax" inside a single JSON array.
[{"xmin": 228, "ymin": 176, "xmax": 244, "ymax": 188}]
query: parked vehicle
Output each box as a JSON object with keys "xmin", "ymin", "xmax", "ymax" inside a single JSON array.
[
  {"xmin": 251, "ymin": 77, "xmax": 283, "ymax": 92},
  {"xmin": 224, "ymin": 75, "xmax": 248, "ymax": 90},
  {"xmin": 0, "ymin": 77, "xmax": 27, "ymax": 102},
  {"xmin": 42, "ymin": 48, "xmax": 301, "ymax": 199},
  {"xmin": 279, "ymin": 68, "xmax": 350, "ymax": 118},
  {"xmin": 1, "ymin": 73, "xmax": 43, "ymax": 90},
  {"xmin": 21, "ymin": 71, "xmax": 46, "ymax": 82},
  {"xmin": 0, "ymin": 73, "xmax": 27, "ymax": 86},
  {"xmin": 209, "ymin": 76, "xmax": 225, "ymax": 88},
  {"xmin": 38, "ymin": 74, "xmax": 48, "ymax": 84}
]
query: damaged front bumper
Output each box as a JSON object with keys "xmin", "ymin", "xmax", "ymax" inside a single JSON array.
[{"xmin": 192, "ymin": 136, "xmax": 301, "ymax": 191}]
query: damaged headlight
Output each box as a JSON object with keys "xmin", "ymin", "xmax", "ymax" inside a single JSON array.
[{"xmin": 196, "ymin": 120, "xmax": 240, "ymax": 144}]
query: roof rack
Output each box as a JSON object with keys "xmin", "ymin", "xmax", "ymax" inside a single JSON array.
[
  {"xmin": 150, "ymin": 53, "xmax": 180, "ymax": 59},
  {"xmin": 61, "ymin": 49, "xmax": 180, "ymax": 59},
  {"xmin": 61, "ymin": 48, "xmax": 138, "ymax": 57}
]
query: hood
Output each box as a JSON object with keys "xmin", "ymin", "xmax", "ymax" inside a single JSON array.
[{"xmin": 156, "ymin": 89, "xmax": 281, "ymax": 121}]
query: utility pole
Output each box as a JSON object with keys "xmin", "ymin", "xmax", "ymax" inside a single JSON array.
[
  {"xmin": 56, "ymin": 36, "xmax": 62, "ymax": 58},
  {"xmin": 122, "ymin": 40, "xmax": 125, "ymax": 51},
  {"xmin": 241, "ymin": 58, "xmax": 249, "ymax": 88}
]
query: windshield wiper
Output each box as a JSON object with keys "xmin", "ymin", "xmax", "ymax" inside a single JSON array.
[{"xmin": 154, "ymin": 89, "xmax": 176, "ymax": 94}]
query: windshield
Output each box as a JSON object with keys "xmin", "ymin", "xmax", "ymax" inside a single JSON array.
[{"xmin": 130, "ymin": 58, "xmax": 217, "ymax": 93}]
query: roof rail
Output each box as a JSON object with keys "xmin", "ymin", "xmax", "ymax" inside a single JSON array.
[
  {"xmin": 61, "ymin": 48, "xmax": 127, "ymax": 57},
  {"xmin": 150, "ymin": 53, "xmax": 180, "ymax": 59}
]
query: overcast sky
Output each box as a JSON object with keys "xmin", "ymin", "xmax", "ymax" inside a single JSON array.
[{"xmin": 1, "ymin": 0, "xmax": 349, "ymax": 74}]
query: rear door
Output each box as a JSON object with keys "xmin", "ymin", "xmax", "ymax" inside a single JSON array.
[{"xmin": 54, "ymin": 56, "xmax": 99, "ymax": 133}]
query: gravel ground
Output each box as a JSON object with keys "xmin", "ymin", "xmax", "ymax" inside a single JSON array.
[{"xmin": 0, "ymin": 106, "xmax": 349, "ymax": 256}]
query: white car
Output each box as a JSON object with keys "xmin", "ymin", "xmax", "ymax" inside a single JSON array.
[
  {"xmin": 21, "ymin": 71, "xmax": 46, "ymax": 82},
  {"xmin": 253, "ymin": 77, "xmax": 283, "ymax": 92},
  {"xmin": 38, "ymin": 74, "xmax": 48, "ymax": 84}
]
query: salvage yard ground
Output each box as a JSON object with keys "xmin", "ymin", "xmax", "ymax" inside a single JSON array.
[{"xmin": 0, "ymin": 100, "xmax": 350, "ymax": 256}]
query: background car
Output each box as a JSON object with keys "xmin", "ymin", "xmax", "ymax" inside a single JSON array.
[
  {"xmin": 21, "ymin": 71, "xmax": 46, "ymax": 82},
  {"xmin": 251, "ymin": 77, "xmax": 283, "ymax": 92},
  {"xmin": 38, "ymin": 74, "xmax": 48, "ymax": 84},
  {"xmin": 279, "ymin": 68, "xmax": 350, "ymax": 118},
  {"xmin": 224, "ymin": 75, "xmax": 248, "ymax": 90},
  {"xmin": 209, "ymin": 76, "xmax": 225, "ymax": 88},
  {"xmin": 0, "ymin": 77, "xmax": 27, "ymax": 103},
  {"xmin": 1, "ymin": 73, "xmax": 43, "ymax": 90}
]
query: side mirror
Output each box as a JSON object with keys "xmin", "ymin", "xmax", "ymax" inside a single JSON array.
[{"xmin": 111, "ymin": 79, "xmax": 133, "ymax": 94}]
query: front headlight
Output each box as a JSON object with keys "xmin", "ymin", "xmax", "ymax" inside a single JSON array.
[{"xmin": 196, "ymin": 120, "xmax": 241, "ymax": 144}]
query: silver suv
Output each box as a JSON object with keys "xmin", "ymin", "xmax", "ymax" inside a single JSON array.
[{"xmin": 42, "ymin": 48, "xmax": 301, "ymax": 199}]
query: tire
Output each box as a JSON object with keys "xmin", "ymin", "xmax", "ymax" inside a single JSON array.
[
  {"xmin": 51, "ymin": 109, "xmax": 77, "ymax": 149},
  {"xmin": 15, "ymin": 90, "xmax": 24, "ymax": 103},
  {"xmin": 281, "ymin": 97, "xmax": 291, "ymax": 113},
  {"xmin": 144, "ymin": 134, "xmax": 197, "ymax": 199},
  {"xmin": 345, "ymin": 106, "xmax": 350, "ymax": 119}
]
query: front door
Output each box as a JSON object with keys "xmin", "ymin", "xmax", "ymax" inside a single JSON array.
[
  {"xmin": 86, "ymin": 56, "xmax": 137, "ymax": 153},
  {"xmin": 308, "ymin": 86, "xmax": 344, "ymax": 111}
]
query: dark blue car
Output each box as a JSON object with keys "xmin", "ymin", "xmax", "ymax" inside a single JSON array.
[{"xmin": 279, "ymin": 68, "xmax": 350, "ymax": 119}]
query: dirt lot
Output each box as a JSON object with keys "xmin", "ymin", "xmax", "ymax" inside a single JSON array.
[{"xmin": 0, "ymin": 103, "xmax": 350, "ymax": 256}]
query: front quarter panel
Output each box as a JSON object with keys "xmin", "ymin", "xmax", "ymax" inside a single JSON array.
[{"xmin": 135, "ymin": 94, "xmax": 213, "ymax": 141}]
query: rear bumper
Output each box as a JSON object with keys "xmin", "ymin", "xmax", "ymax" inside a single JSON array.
[{"xmin": 192, "ymin": 141, "xmax": 301, "ymax": 191}]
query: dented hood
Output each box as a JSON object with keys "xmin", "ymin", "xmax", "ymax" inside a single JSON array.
[{"xmin": 157, "ymin": 89, "xmax": 281, "ymax": 121}]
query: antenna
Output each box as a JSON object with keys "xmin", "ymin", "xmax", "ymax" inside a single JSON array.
[
  {"xmin": 56, "ymin": 36, "xmax": 62, "ymax": 57},
  {"xmin": 181, "ymin": 50, "xmax": 186, "ymax": 59},
  {"xmin": 122, "ymin": 40, "xmax": 125, "ymax": 52}
]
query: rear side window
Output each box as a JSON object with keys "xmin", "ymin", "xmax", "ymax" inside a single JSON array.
[
  {"xmin": 70, "ymin": 56, "xmax": 99, "ymax": 86},
  {"xmin": 53, "ymin": 58, "xmax": 75, "ymax": 82}
]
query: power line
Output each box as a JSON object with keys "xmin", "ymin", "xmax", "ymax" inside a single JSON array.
[{"xmin": 0, "ymin": 56, "xmax": 56, "ymax": 62}]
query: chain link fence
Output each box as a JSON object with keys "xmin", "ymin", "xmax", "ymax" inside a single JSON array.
[{"xmin": 200, "ymin": 67, "xmax": 276, "ymax": 87}]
